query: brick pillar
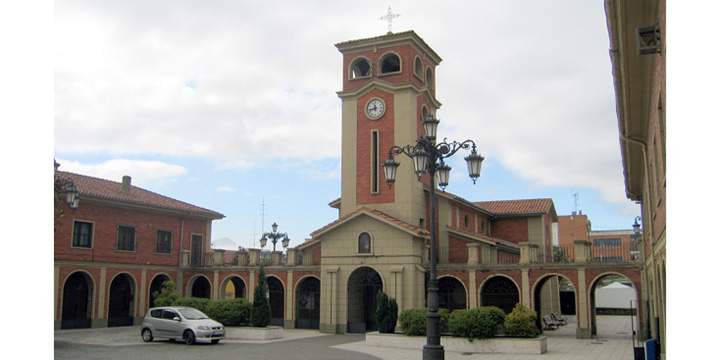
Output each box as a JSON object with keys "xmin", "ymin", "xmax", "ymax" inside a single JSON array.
[
  {"xmin": 574, "ymin": 240, "xmax": 591, "ymax": 263},
  {"xmin": 390, "ymin": 266, "xmax": 404, "ymax": 310},
  {"xmin": 520, "ymin": 243, "xmax": 539, "ymax": 264},
  {"xmin": 213, "ymin": 249, "xmax": 225, "ymax": 266},
  {"xmin": 286, "ymin": 248, "xmax": 296, "ymax": 266},
  {"xmin": 467, "ymin": 243, "xmax": 480, "ymax": 265},
  {"xmin": 248, "ymin": 249, "xmax": 260, "ymax": 266},
  {"xmin": 521, "ymin": 269, "xmax": 531, "ymax": 307},
  {"xmin": 468, "ymin": 271, "xmax": 478, "ymax": 308},
  {"xmin": 212, "ymin": 270, "xmax": 219, "ymax": 299},
  {"xmin": 94, "ymin": 267, "xmax": 107, "ymax": 327},
  {"xmin": 576, "ymin": 268, "xmax": 591, "ymax": 338},
  {"xmin": 248, "ymin": 270, "xmax": 256, "ymax": 300},
  {"xmin": 285, "ymin": 271, "xmax": 294, "ymax": 328},
  {"xmin": 138, "ymin": 269, "xmax": 147, "ymax": 318}
]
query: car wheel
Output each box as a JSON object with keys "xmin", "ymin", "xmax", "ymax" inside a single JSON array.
[
  {"xmin": 141, "ymin": 328, "xmax": 153, "ymax": 342},
  {"xmin": 183, "ymin": 330, "xmax": 195, "ymax": 345},
  {"xmin": 211, "ymin": 339, "xmax": 220, "ymax": 344}
]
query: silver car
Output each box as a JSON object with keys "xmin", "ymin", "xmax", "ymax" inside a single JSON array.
[{"xmin": 141, "ymin": 306, "xmax": 225, "ymax": 344}]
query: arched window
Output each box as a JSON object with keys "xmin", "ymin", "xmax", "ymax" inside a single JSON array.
[
  {"xmin": 349, "ymin": 58, "xmax": 371, "ymax": 79},
  {"xmin": 414, "ymin": 56, "xmax": 423, "ymax": 79},
  {"xmin": 358, "ymin": 232, "xmax": 372, "ymax": 254},
  {"xmin": 463, "ymin": 214, "xmax": 469, "ymax": 228},
  {"xmin": 379, "ymin": 53, "xmax": 401, "ymax": 74},
  {"xmin": 421, "ymin": 106, "xmax": 429, "ymax": 122},
  {"xmin": 426, "ymin": 68, "xmax": 434, "ymax": 89}
]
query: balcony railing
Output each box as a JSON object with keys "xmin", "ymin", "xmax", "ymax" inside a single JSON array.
[{"xmin": 591, "ymin": 241, "xmax": 640, "ymax": 263}]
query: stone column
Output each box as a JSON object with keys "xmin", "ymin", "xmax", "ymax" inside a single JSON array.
[
  {"xmin": 94, "ymin": 267, "xmax": 108, "ymax": 328},
  {"xmin": 180, "ymin": 250, "xmax": 190, "ymax": 267},
  {"xmin": 213, "ymin": 249, "xmax": 225, "ymax": 266},
  {"xmin": 467, "ymin": 243, "xmax": 480, "ymax": 265},
  {"xmin": 521, "ymin": 269, "xmax": 531, "ymax": 306},
  {"xmin": 138, "ymin": 269, "xmax": 147, "ymax": 318},
  {"xmin": 468, "ymin": 270, "xmax": 478, "ymax": 308},
  {"xmin": 248, "ymin": 249, "xmax": 260, "ymax": 266},
  {"xmin": 574, "ymin": 240, "xmax": 591, "ymax": 263},
  {"xmin": 390, "ymin": 266, "xmax": 404, "ymax": 310},
  {"xmin": 286, "ymin": 248, "xmax": 296, "ymax": 266},
  {"xmin": 321, "ymin": 267, "xmax": 339, "ymax": 333},
  {"xmin": 271, "ymin": 251, "xmax": 281, "ymax": 265},
  {"xmin": 248, "ymin": 269, "xmax": 256, "ymax": 300},
  {"xmin": 212, "ymin": 270, "xmax": 219, "ymax": 299},
  {"xmin": 285, "ymin": 271, "xmax": 294, "ymax": 328},
  {"xmin": 481, "ymin": 244, "xmax": 497, "ymax": 265},
  {"xmin": 520, "ymin": 242, "xmax": 538, "ymax": 264},
  {"xmin": 576, "ymin": 268, "xmax": 591, "ymax": 338},
  {"xmin": 176, "ymin": 270, "xmax": 184, "ymax": 297}
]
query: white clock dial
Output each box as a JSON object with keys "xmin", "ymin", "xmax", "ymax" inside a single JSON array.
[{"xmin": 366, "ymin": 98, "xmax": 386, "ymax": 119}]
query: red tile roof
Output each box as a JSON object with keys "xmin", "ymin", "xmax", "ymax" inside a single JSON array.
[
  {"xmin": 56, "ymin": 170, "xmax": 224, "ymax": 219},
  {"xmin": 474, "ymin": 198, "xmax": 553, "ymax": 216},
  {"xmin": 308, "ymin": 207, "xmax": 429, "ymax": 239}
]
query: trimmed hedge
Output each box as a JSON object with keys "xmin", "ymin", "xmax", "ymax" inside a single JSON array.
[
  {"xmin": 174, "ymin": 297, "xmax": 211, "ymax": 314},
  {"xmin": 398, "ymin": 308, "xmax": 452, "ymax": 336},
  {"xmin": 448, "ymin": 307, "xmax": 506, "ymax": 340},
  {"xmin": 206, "ymin": 298, "xmax": 252, "ymax": 326},
  {"xmin": 503, "ymin": 304, "xmax": 540, "ymax": 338}
]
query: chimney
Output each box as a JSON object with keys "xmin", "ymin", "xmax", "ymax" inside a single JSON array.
[{"xmin": 122, "ymin": 175, "xmax": 132, "ymax": 191}]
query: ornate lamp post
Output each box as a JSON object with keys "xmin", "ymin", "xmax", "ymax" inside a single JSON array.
[
  {"xmin": 383, "ymin": 114, "xmax": 484, "ymax": 360},
  {"xmin": 54, "ymin": 161, "xmax": 80, "ymax": 210},
  {"xmin": 630, "ymin": 216, "xmax": 642, "ymax": 261},
  {"xmin": 259, "ymin": 222, "xmax": 290, "ymax": 252}
]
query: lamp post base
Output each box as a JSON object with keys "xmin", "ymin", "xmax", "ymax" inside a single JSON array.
[{"xmin": 422, "ymin": 344, "xmax": 444, "ymax": 360}]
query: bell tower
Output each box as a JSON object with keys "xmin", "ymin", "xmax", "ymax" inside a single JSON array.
[{"xmin": 335, "ymin": 31, "xmax": 442, "ymax": 225}]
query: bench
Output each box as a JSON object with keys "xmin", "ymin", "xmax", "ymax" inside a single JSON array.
[
  {"xmin": 550, "ymin": 312, "xmax": 567, "ymax": 325},
  {"xmin": 542, "ymin": 315, "xmax": 560, "ymax": 330}
]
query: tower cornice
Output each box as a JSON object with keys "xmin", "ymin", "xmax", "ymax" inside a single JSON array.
[
  {"xmin": 335, "ymin": 30, "xmax": 442, "ymax": 65},
  {"xmin": 336, "ymin": 79, "xmax": 442, "ymax": 108}
]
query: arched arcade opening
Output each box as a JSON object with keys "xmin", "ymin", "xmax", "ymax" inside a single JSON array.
[
  {"xmin": 61, "ymin": 271, "xmax": 94, "ymax": 329},
  {"xmin": 267, "ymin": 276, "xmax": 285, "ymax": 326},
  {"xmin": 108, "ymin": 273, "xmax": 135, "ymax": 327},
  {"xmin": 346, "ymin": 266, "xmax": 383, "ymax": 333},
  {"xmin": 480, "ymin": 275, "xmax": 520, "ymax": 314},
  {"xmin": 222, "ymin": 276, "xmax": 246, "ymax": 299},
  {"xmin": 295, "ymin": 276, "xmax": 320, "ymax": 329},
  {"xmin": 533, "ymin": 274, "xmax": 577, "ymax": 335},
  {"xmin": 189, "ymin": 275, "xmax": 211, "ymax": 298},
  {"xmin": 590, "ymin": 273, "xmax": 639, "ymax": 340},
  {"xmin": 148, "ymin": 274, "xmax": 170, "ymax": 308},
  {"xmin": 438, "ymin": 276, "xmax": 467, "ymax": 310}
]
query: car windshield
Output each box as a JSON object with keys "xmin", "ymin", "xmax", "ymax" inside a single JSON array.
[{"xmin": 178, "ymin": 308, "xmax": 209, "ymax": 320}]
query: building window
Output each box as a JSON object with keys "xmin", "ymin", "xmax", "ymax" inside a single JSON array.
[
  {"xmin": 463, "ymin": 214, "xmax": 469, "ymax": 228},
  {"xmin": 371, "ymin": 130, "xmax": 380, "ymax": 194},
  {"xmin": 426, "ymin": 68, "xmax": 434, "ymax": 89},
  {"xmin": 156, "ymin": 230, "xmax": 172, "ymax": 253},
  {"xmin": 593, "ymin": 238, "xmax": 621, "ymax": 247},
  {"xmin": 117, "ymin": 225, "xmax": 136, "ymax": 251},
  {"xmin": 379, "ymin": 53, "xmax": 401, "ymax": 74},
  {"xmin": 349, "ymin": 57, "xmax": 371, "ymax": 79},
  {"xmin": 358, "ymin": 232, "xmax": 371, "ymax": 254},
  {"xmin": 72, "ymin": 221, "xmax": 93, "ymax": 248},
  {"xmin": 414, "ymin": 56, "xmax": 423, "ymax": 79}
]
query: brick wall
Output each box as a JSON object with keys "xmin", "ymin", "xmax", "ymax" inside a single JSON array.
[{"xmin": 491, "ymin": 218, "xmax": 529, "ymax": 244}]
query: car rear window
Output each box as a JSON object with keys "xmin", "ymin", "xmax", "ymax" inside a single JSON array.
[{"xmin": 150, "ymin": 309, "xmax": 162, "ymax": 318}]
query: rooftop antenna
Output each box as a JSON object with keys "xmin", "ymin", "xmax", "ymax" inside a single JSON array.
[
  {"xmin": 261, "ymin": 197, "xmax": 265, "ymax": 235},
  {"xmin": 380, "ymin": 5, "xmax": 400, "ymax": 34},
  {"xmin": 573, "ymin": 192, "xmax": 579, "ymax": 215}
]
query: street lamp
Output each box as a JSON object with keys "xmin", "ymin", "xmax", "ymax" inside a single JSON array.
[
  {"xmin": 54, "ymin": 162, "xmax": 80, "ymax": 210},
  {"xmin": 630, "ymin": 216, "xmax": 642, "ymax": 261},
  {"xmin": 259, "ymin": 222, "xmax": 290, "ymax": 252},
  {"xmin": 384, "ymin": 113, "xmax": 484, "ymax": 360}
]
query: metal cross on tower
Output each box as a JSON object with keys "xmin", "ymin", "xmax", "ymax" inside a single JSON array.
[{"xmin": 380, "ymin": 6, "xmax": 400, "ymax": 34}]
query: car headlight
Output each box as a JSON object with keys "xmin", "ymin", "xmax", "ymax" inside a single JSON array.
[{"xmin": 198, "ymin": 326, "xmax": 210, "ymax": 330}]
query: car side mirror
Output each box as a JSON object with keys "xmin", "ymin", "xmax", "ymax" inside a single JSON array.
[{"xmin": 173, "ymin": 317, "xmax": 181, "ymax": 322}]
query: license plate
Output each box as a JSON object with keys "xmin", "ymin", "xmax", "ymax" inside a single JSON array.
[{"xmin": 212, "ymin": 332, "xmax": 222, "ymax": 337}]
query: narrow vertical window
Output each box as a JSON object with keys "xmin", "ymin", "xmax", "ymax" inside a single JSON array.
[
  {"xmin": 156, "ymin": 230, "xmax": 172, "ymax": 253},
  {"xmin": 117, "ymin": 226, "xmax": 136, "ymax": 251},
  {"xmin": 358, "ymin": 232, "xmax": 372, "ymax": 254},
  {"xmin": 371, "ymin": 130, "xmax": 380, "ymax": 193},
  {"xmin": 72, "ymin": 221, "xmax": 93, "ymax": 248}
]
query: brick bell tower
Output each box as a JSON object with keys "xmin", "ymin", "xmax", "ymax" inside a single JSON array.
[{"xmin": 335, "ymin": 31, "xmax": 442, "ymax": 225}]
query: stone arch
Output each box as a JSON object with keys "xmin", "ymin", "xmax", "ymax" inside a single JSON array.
[
  {"xmin": 348, "ymin": 56, "xmax": 372, "ymax": 79},
  {"xmin": 295, "ymin": 275, "xmax": 321, "ymax": 329},
  {"xmin": 531, "ymin": 273, "xmax": 578, "ymax": 331},
  {"xmin": 148, "ymin": 272, "xmax": 171, "ymax": 308},
  {"xmin": 379, "ymin": 51, "xmax": 402, "ymax": 74},
  {"xmin": 479, "ymin": 274, "xmax": 521, "ymax": 314},
  {"xmin": 426, "ymin": 67, "xmax": 434, "ymax": 89},
  {"xmin": 346, "ymin": 266, "xmax": 384, "ymax": 333},
  {"xmin": 61, "ymin": 270, "xmax": 95, "ymax": 329},
  {"xmin": 587, "ymin": 271, "xmax": 639, "ymax": 338},
  {"xmin": 187, "ymin": 274, "xmax": 212, "ymax": 298},
  {"xmin": 107, "ymin": 272, "xmax": 136, "ymax": 327},
  {"xmin": 220, "ymin": 274, "xmax": 247, "ymax": 299},
  {"xmin": 266, "ymin": 275, "xmax": 285, "ymax": 326},
  {"xmin": 413, "ymin": 56, "xmax": 423, "ymax": 79},
  {"xmin": 437, "ymin": 275, "xmax": 468, "ymax": 310}
]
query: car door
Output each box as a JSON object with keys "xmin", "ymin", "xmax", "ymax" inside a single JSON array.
[
  {"xmin": 148, "ymin": 309, "xmax": 166, "ymax": 337},
  {"xmin": 162, "ymin": 309, "xmax": 184, "ymax": 339}
]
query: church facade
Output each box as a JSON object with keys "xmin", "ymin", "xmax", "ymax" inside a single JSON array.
[{"xmin": 55, "ymin": 31, "xmax": 643, "ymax": 339}]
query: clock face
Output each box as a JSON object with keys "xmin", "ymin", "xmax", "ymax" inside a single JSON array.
[{"xmin": 365, "ymin": 98, "xmax": 386, "ymax": 119}]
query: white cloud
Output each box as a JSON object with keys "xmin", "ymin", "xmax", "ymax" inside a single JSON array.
[
  {"xmin": 216, "ymin": 185, "xmax": 237, "ymax": 193},
  {"xmin": 56, "ymin": 158, "xmax": 187, "ymax": 187},
  {"xmin": 55, "ymin": 0, "xmax": 633, "ymax": 206},
  {"xmin": 211, "ymin": 236, "xmax": 238, "ymax": 250}
]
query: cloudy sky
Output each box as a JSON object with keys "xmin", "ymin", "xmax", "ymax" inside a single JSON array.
[{"xmin": 55, "ymin": 0, "xmax": 639, "ymax": 250}]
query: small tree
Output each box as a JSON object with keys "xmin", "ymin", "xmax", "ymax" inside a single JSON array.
[
  {"xmin": 251, "ymin": 266, "xmax": 271, "ymax": 327},
  {"xmin": 376, "ymin": 291, "xmax": 398, "ymax": 333},
  {"xmin": 152, "ymin": 280, "xmax": 180, "ymax": 307}
]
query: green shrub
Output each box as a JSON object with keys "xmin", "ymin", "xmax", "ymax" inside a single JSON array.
[
  {"xmin": 399, "ymin": 309, "xmax": 426, "ymax": 336},
  {"xmin": 503, "ymin": 304, "xmax": 541, "ymax": 338},
  {"xmin": 376, "ymin": 292, "xmax": 398, "ymax": 333},
  {"xmin": 206, "ymin": 298, "xmax": 252, "ymax": 326},
  {"xmin": 251, "ymin": 266, "xmax": 271, "ymax": 327},
  {"xmin": 439, "ymin": 308, "xmax": 450, "ymax": 334},
  {"xmin": 152, "ymin": 280, "xmax": 180, "ymax": 307},
  {"xmin": 174, "ymin": 297, "xmax": 211, "ymax": 314},
  {"xmin": 448, "ymin": 307, "xmax": 506, "ymax": 340}
]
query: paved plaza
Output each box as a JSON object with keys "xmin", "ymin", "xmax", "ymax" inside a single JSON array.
[{"xmin": 55, "ymin": 315, "xmax": 637, "ymax": 360}]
